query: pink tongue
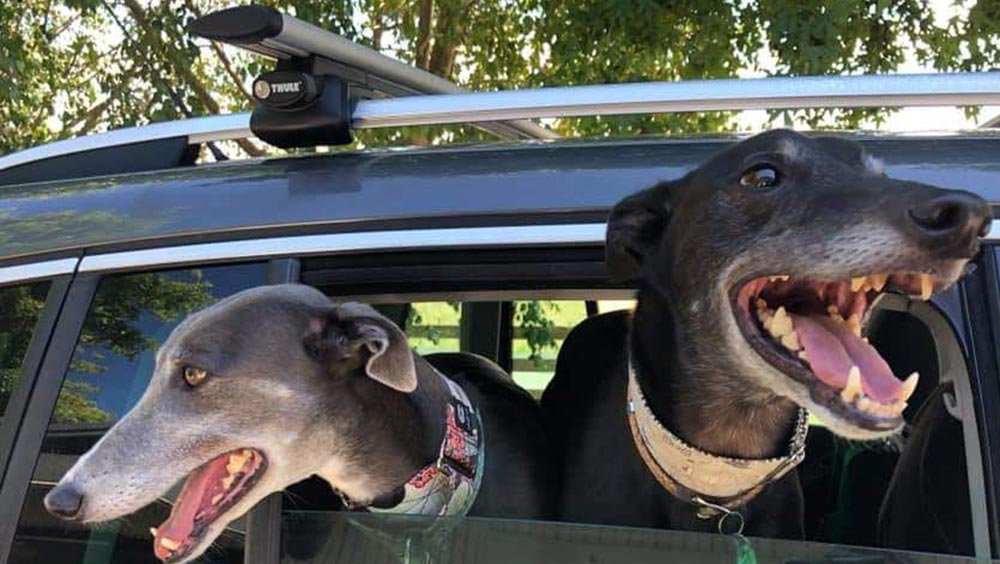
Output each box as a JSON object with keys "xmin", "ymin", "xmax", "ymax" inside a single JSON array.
[
  {"xmin": 790, "ymin": 313, "xmax": 902, "ymax": 403},
  {"xmin": 153, "ymin": 456, "xmax": 229, "ymax": 561}
]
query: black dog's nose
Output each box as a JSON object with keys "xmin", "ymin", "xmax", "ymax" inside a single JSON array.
[
  {"xmin": 908, "ymin": 191, "xmax": 992, "ymax": 245},
  {"xmin": 44, "ymin": 483, "xmax": 84, "ymax": 520}
]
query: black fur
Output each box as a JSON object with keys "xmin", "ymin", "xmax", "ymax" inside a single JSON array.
[{"xmin": 541, "ymin": 129, "xmax": 991, "ymax": 537}]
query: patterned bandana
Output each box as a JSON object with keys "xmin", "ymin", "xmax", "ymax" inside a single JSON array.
[{"xmin": 341, "ymin": 371, "xmax": 485, "ymax": 517}]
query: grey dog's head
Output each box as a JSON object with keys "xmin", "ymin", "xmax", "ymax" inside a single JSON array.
[
  {"xmin": 43, "ymin": 284, "xmax": 417, "ymax": 564},
  {"xmin": 609, "ymin": 129, "xmax": 991, "ymax": 440}
]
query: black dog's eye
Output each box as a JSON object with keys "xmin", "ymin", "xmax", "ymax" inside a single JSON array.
[
  {"xmin": 739, "ymin": 165, "xmax": 781, "ymax": 189},
  {"xmin": 183, "ymin": 366, "xmax": 208, "ymax": 387}
]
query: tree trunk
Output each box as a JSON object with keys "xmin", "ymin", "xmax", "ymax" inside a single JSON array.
[{"xmin": 415, "ymin": 0, "xmax": 435, "ymax": 70}]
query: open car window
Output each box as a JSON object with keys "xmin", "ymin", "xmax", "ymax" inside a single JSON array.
[{"xmin": 278, "ymin": 288, "xmax": 979, "ymax": 563}]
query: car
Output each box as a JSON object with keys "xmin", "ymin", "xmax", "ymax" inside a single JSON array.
[{"xmin": 1, "ymin": 6, "xmax": 1000, "ymax": 564}]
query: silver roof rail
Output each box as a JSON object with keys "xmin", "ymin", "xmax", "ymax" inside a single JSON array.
[{"xmin": 2, "ymin": 71, "xmax": 999, "ymax": 174}]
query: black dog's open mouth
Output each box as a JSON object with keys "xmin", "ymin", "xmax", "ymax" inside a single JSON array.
[
  {"xmin": 152, "ymin": 448, "xmax": 267, "ymax": 563},
  {"xmin": 733, "ymin": 273, "xmax": 938, "ymax": 431}
]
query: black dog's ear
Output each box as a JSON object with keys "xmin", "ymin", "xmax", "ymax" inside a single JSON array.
[
  {"xmin": 606, "ymin": 181, "xmax": 672, "ymax": 281},
  {"xmin": 304, "ymin": 303, "xmax": 418, "ymax": 393}
]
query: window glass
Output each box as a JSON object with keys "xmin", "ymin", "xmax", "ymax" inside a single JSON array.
[
  {"xmin": 512, "ymin": 300, "xmax": 587, "ymax": 397},
  {"xmin": 406, "ymin": 302, "xmax": 462, "ymax": 356},
  {"xmin": 597, "ymin": 299, "xmax": 636, "ymax": 314},
  {"xmin": 10, "ymin": 264, "xmax": 268, "ymax": 564},
  {"xmin": 0, "ymin": 281, "xmax": 51, "ymax": 421},
  {"xmin": 278, "ymin": 513, "xmax": 978, "ymax": 564}
]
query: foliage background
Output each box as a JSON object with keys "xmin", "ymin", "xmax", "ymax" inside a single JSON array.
[
  {"xmin": 3, "ymin": 0, "xmax": 999, "ymax": 157},
  {"xmin": 1, "ymin": 1, "xmax": 999, "ymax": 421}
]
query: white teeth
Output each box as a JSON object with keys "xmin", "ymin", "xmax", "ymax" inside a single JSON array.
[
  {"xmin": 838, "ymin": 365, "xmax": 910, "ymax": 418},
  {"xmin": 798, "ymin": 350, "xmax": 810, "ymax": 362},
  {"xmin": 851, "ymin": 277, "xmax": 867, "ymax": 292},
  {"xmin": 766, "ymin": 306, "xmax": 793, "ymax": 338},
  {"xmin": 900, "ymin": 371, "xmax": 919, "ymax": 402},
  {"xmin": 160, "ymin": 538, "xmax": 182, "ymax": 551},
  {"xmin": 222, "ymin": 475, "xmax": 235, "ymax": 491},
  {"xmin": 755, "ymin": 298, "xmax": 768, "ymax": 311},
  {"xmin": 857, "ymin": 396, "xmax": 874, "ymax": 413},
  {"xmin": 827, "ymin": 305, "xmax": 844, "ymax": 322},
  {"xmin": 211, "ymin": 493, "xmax": 224, "ymax": 505},
  {"xmin": 226, "ymin": 452, "xmax": 249, "ymax": 474},
  {"xmin": 846, "ymin": 314, "xmax": 862, "ymax": 338},
  {"xmin": 841, "ymin": 366, "xmax": 862, "ymax": 403},
  {"xmin": 780, "ymin": 330, "xmax": 801, "ymax": 351},
  {"xmin": 150, "ymin": 527, "xmax": 158, "ymax": 537},
  {"xmin": 870, "ymin": 273, "xmax": 888, "ymax": 292},
  {"xmin": 920, "ymin": 274, "xmax": 933, "ymax": 301},
  {"xmin": 768, "ymin": 275, "xmax": 790, "ymax": 282}
]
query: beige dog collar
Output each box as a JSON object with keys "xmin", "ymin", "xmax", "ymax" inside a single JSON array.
[{"xmin": 626, "ymin": 361, "xmax": 808, "ymax": 511}]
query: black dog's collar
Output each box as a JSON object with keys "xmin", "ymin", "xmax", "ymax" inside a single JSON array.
[{"xmin": 626, "ymin": 359, "xmax": 808, "ymax": 512}]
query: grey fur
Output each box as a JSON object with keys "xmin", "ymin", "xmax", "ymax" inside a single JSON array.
[{"xmin": 45, "ymin": 284, "xmax": 555, "ymax": 563}]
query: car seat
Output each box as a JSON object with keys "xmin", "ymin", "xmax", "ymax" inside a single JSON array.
[{"xmin": 876, "ymin": 382, "xmax": 973, "ymax": 556}]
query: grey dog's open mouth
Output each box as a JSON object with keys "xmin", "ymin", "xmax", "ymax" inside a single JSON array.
[
  {"xmin": 732, "ymin": 272, "xmax": 941, "ymax": 431},
  {"xmin": 152, "ymin": 448, "xmax": 267, "ymax": 563}
]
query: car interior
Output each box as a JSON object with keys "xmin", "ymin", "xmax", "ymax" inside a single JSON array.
[{"xmin": 1, "ymin": 250, "xmax": 983, "ymax": 564}]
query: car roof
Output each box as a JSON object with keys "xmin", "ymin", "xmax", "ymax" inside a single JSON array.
[{"xmin": 2, "ymin": 134, "xmax": 1000, "ymax": 267}]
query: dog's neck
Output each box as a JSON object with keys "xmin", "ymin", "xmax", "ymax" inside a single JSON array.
[
  {"xmin": 632, "ymin": 288, "xmax": 800, "ymax": 460},
  {"xmin": 317, "ymin": 355, "xmax": 451, "ymax": 504}
]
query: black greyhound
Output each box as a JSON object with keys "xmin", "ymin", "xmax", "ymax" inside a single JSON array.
[{"xmin": 542, "ymin": 129, "xmax": 991, "ymax": 538}]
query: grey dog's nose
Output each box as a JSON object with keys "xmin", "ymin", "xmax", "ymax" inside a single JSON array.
[
  {"xmin": 908, "ymin": 191, "xmax": 992, "ymax": 245},
  {"xmin": 44, "ymin": 483, "xmax": 84, "ymax": 520}
]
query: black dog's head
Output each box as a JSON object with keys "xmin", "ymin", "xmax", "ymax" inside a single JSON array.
[{"xmin": 609, "ymin": 129, "xmax": 991, "ymax": 440}]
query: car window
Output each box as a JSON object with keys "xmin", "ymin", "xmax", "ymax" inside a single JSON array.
[
  {"xmin": 278, "ymin": 290, "xmax": 975, "ymax": 562},
  {"xmin": 406, "ymin": 302, "xmax": 462, "ymax": 356},
  {"xmin": 511, "ymin": 300, "xmax": 586, "ymax": 397},
  {"xmin": 9, "ymin": 264, "xmax": 267, "ymax": 564},
  {"xmin": 0, "ymin": 281, "xmax": 51, "ymax": 422},
  {"xmin": 512, "ymin": 300, "xmax": 633, "ymax": 397}
]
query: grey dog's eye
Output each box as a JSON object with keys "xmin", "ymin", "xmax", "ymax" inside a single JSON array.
[
  {"xmin": 739, "ymin": 165, "xmax": 780, "ymax": 188},
  {"xmin": 183, "ymin": 366, "xmax": 208, "ymax": 387}
]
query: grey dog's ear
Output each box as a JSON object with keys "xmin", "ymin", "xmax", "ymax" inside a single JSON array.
[
  {"xmin": 304, "ymin": 303, "xmax": 417, "ymax": 393},
  {"xmin": 606, "ymin": 181, "xmax": 673, "ymax": 281}
]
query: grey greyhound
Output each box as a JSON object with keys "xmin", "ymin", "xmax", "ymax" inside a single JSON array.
[
  {"xmin": 542, "ymin": 129, "xmax": 992, "ymax": 537},
  {"xmin": 44, "ymin": 284, "xmax": 556, "ymax": 563}
]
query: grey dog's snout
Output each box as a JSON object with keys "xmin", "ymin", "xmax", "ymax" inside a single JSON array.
[
  {"xmin": 907, "ymin": 190, "xmax": 992, "ymax": 253},
  {"xmin": 44, "ymin": 482, "xmax": 85, "ymax": 520}
]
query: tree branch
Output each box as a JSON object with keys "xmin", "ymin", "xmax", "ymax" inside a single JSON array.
[
  {"xmin": 210, "ymin": 41, "xmax": 253, "ymax": 102},
  {"xmin": 119, "ymin": 0, "xmax": 263, "ymax": 157},
  {"xmin": 182, "ymin": 0, "xmax": 253, "ymax": 103},
  {"xmin": 67, "ymin": 98, "xmax": 113, "ymax": 133}
]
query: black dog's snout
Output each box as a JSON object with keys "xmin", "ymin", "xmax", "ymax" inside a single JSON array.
[
  {"xmin": 44, "ymin": 483, "xmax": 85, "ymax": 520},
  {"xmin": 908, "ymin": 191, "xmax": 992, "ymax": 248}
]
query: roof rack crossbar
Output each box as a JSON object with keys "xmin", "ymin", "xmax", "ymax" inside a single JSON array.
[
  {"xmin": 2, "ymin": 71, "xmax": 999, "ymax": 174},
  {"xmin": 188, "ymin": 5, "xmax": 556, "ymax": 144}
]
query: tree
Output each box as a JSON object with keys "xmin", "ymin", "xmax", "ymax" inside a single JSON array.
[{"xmin": 3, "ymin": 0, "xmax": 998, "ymax": 157}]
